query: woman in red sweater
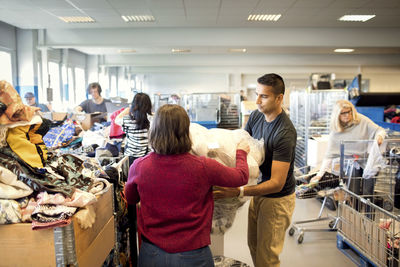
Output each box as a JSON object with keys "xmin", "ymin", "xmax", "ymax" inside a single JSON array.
[{"xmin": 124, "ymin": 104, "xmax": 249, "ymax": 267}]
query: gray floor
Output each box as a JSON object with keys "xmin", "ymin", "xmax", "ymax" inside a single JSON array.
[{"xmin": 219, "ymin": 197, "xmax": 356, "ymax": 267}]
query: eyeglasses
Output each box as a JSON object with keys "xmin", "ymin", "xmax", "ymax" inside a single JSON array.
[{"xmin": 340, "ymin": 110, "xmax": 352, "ymax": 116}]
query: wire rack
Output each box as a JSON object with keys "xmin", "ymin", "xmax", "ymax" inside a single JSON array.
[{"xmin": 289, "ymin": 89, "xmax": 348, "ymax": 172}]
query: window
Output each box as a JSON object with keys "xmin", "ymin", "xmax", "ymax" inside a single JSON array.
[
  {"xmin": 75, "ymin": 67, "xmax": 86, "ymax": 104},
  {"xmin": 0, "ymin": 51, "xmax": 12, "ymax": 83},
  {"xmin": 49, "ymin": 61, "xmax": 61, "ymax": 110},
  {"xmin": 68, "ymin": 67, "xmax": 75, "ymax": 106}
]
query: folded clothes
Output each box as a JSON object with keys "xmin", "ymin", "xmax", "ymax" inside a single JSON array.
[
  {"xmin": 32, "ymin": 217, "xmax": 71, "ymax": 230},
  {"xmin": 0, "ymin": 199, "xmax": 21, "ymax": 224},
  {"xmin": 31, "ymin": 204, "xmax": 76, "ymax": 223},
  {"xmin": 37, "ymin": 189, "xmax": 97, "ymax": 208}
]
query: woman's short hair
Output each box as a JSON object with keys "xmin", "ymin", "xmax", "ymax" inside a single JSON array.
[
  {"xmin": 150, "ymin": 104, "xmax": 192, "ymax": 155},
  {"xmin": 330, "ymin": 99, "xmax": 360, "ymax": 132}
]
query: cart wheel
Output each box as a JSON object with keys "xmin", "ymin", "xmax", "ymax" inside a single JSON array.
[
  {"xmin": 329, "ymin": 220, "xmax": 335, "ymax": 229},
  {"xmin": 297, "ymin": 233, "xmax": 304, "ymax": 244},
  {"xmin": 288, "ymin": 227, "xmax": 295, "ymax": 236}
]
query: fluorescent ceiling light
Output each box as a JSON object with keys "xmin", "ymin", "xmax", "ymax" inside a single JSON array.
[
  {"xmin": 229, "ymin": 48, "xmax": 247, "ymax": 53},
  {"xmin": 58, "ymin": 16, "xmax": 95, "ymax": 23},
  {"xmin": 121, "ymin": 15, "xmax": 155, "ymax": 22},
  {"xmin": 118, "ymin": 49, "xmax": 136, "ymax": 53},
  {"xmin": 334, "ymin": 48, "xmax": 354, "ymax": 53},
  {"xmin": 338, "ymin": 15, "xmax": 375, "ymax": 22},
  {"xmin": 247, "ymin": 14, "xmax": 281, "ymax": 21},
  {"xmin": 171, "ymin": 49, "xmax": 191, "ymax": 53}
]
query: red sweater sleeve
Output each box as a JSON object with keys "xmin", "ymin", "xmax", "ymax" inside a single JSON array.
[{"xmin": 204, "ymin": 149, "xmax": 249, "ymax": 187}]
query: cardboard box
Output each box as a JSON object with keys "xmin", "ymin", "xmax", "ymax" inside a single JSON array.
[
  {"xmin": 0, "ymin": 186, "xmax": 114, "ymax": 267},
  {"xmin": 307, "ymin": 135, "xmax": 329, "ymax": 168},
  {"xmin": 52, "ymin": 112, "xmax": 68, "ymax": 121},
  {"xmin": 72, "ymin": 112, "xmax": 107, "ymax": 131}
]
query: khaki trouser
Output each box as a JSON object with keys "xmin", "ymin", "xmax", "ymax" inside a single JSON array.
[{"xmin": 247, "ymin": 193, "xmax": 295, "ymax": 267}]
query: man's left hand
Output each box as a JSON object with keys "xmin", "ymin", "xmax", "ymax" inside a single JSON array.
[{"xmin": 213, "ymin": 186, "xmax": 240, "ymax": 199}]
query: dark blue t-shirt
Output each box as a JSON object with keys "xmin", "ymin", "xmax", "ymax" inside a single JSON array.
[
  {"xmin": 245, "ymin": 109, "xmax": 297, "ymax": 198},
  {"xmin": 79, "ymin": 99, "xmax": 110, "ymax": 113}
]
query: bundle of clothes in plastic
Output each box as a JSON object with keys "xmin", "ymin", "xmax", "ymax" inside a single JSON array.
[
  {"xmin": 0, "ymin": 80, "xmax": 112, "ymax": 230},
  {"xmin": 190, "ymin": 123, "xmax": 265, "ymax": 234}
]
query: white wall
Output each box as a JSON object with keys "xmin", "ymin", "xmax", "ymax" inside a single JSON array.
[{"xmin": 143, "ymin": 72, "xmax": 229, "ymax": 96}]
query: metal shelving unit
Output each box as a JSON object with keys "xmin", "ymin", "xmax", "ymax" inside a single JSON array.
[{"xmin": 290, "ymin": 89, "xmax": 348, "ymax": 171}]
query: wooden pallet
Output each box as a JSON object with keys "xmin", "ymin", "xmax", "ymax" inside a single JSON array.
[{"xmin": 337, "ymin": 233, "xmax": 379, "ymax": 267}]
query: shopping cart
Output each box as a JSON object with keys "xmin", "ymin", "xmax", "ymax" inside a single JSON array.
[
  {"xmin": 289, "ymin": 170, "xmax": 341, "ymax": 244},
  {"xmin": 336, "ymin": 139, "xmax": 400, "ymax": 267},
  {"xmin": 338, "ymin": 187, "xmax": 400, "ymax": 267},
  {"xmin": 290, "ymin": 138, "xmax": 400, "ymax": 244}
]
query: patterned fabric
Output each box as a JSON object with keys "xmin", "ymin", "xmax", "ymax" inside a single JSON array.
[
  {"xmin": 0, "ymin": 80, "xmax": 39, "ymax": 125},
  {"xmin": 31, "ymin": 204, "xmax": 76, "ymax": 223},
  {"xmin": 0, "ymin": 165, "xmax": 33, "ymax": 199},
  {"xmin": 0, "ymin": 199, "xmax": 22, "ymax": 224},
  {"xmin": 43, "ymin": 121, "xmax": 75, "ymax": 148},
  {"xmin": 0, "ymin": 147, "xmax": 93, "ymax": 197},
  {"xmin": 122, "ymin": 115, "xmax": 150, "ymax": 157}
]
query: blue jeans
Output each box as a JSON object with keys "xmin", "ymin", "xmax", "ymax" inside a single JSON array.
[{"xmin": 138, "ymin": 241, "xmax": 214, "ymax": 267}]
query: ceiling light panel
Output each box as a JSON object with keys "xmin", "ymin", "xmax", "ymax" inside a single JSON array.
[
  {"xmin": 58, "ymin": 16, "xmax": 95, "ymax": 23},
  {"xmin": 247, "ymin": 14, "xmax": 281, "ymax": 21},
  {"xmin": 118, "ymin": 49, "xmax": 137, "ymax": 53},
  {"xmin": 229, "ymin": 48, "xmax": 247, "ymax": 53},
  {"xmin": 121, "ymin": 15, "xmax": 155, "ymax": 22},
  {"xmin": 171, "ymin": 49, "xmax": 191, "ymax": 53},
  {"xmin": 334, "ymin": 48, "xmax": 355, "ymax": 53},
  {"xmin": 338, "ymin": 15, "xmax": 376, "ymax": 22}
]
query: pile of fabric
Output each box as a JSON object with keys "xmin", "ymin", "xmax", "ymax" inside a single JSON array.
[
  {"xmin": 0, "ymin": 80, "xmax": 111, "ymax": 230},
  {"xmin": 190, "ymin": 123, "xmax": 265, "ymax": 234}
]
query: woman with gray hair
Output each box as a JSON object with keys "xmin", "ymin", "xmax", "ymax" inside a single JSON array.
[{"xmin": 310, "ymin": 99, "xmax": 385, "ymax": 193}]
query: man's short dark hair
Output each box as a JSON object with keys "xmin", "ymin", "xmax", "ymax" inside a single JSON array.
[
  {"xmin": 257, "ymin": 73, "xmax": 285, "ymax": 95},
  {"xmin": 87, "ymin": 82, "xmax": 102, "ymax": 95}
]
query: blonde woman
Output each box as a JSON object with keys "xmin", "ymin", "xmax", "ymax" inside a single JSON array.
[{"xmin": 310, "ymin": 100, "xmax": 385, "ymax": 194}]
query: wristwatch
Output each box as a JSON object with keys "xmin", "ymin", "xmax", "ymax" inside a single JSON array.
[{"xmin": 239, "ymin": 186, "xmax": 245, "ymax": 198}]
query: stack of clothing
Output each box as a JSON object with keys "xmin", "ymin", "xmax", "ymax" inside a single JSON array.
[{"xmin": 0, "ymin": 80, "xmax": 111, "ymax": 230}]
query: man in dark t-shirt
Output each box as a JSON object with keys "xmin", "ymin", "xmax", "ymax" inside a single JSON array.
[{"xmin": 214, "ymin": 73, "xmax": 296, "ymax": 267}]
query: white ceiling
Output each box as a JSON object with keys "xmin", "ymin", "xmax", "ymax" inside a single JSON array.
[{"xmin": 1, "ymin": 0, "xmax": 400, "ymax": 61}]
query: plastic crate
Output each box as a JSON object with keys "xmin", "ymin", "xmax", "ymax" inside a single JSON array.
[{"xmin": 356, "ymin": 106, "xmax": 384, "ymax": 122}]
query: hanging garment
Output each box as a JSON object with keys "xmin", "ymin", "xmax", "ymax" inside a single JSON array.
[
  {"xmin": 109, "ymin": 108, "xmax": 125, "ymax": 139},
  {"xmin": 363, "ymin": 141, "xmax": 386, "ymax": 179}
]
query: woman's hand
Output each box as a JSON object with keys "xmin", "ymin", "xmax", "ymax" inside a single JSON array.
[
  {"xmin": 213, "ymin": 186, "xmax": 240, "ymax": 199},
  {"xmin": 377, "ymin": 136, "xmax": 383, "ymax": 146},
  {"xmin": 309, "ymin": 175, "xmax": 321, "ymax": 184},
  {"xmin": 236, "ymin": 139, "xmax": 250, "ymax": 154}
]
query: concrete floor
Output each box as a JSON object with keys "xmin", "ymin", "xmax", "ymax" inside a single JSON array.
[{"xmin": 217, "ymin": 197, "xmax": 356, "ymax": 267}]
